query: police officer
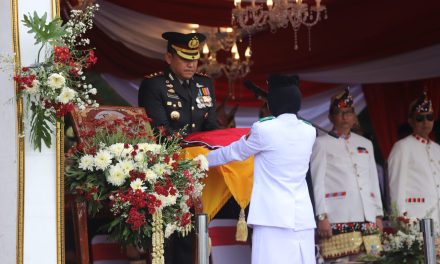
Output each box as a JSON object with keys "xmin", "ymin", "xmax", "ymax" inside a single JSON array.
[
  {"xmin": 208, "ymin": 75, "xmax": 317, "ymax": 264},
  {"xmin": 138, "ymin": 32, "xmax": 218, "ymax": 136},
  {"xmin": 388, "ymin": 92, "xmax": 440, "ymax": 233},
  {"xmin": 138, "ymin": 32, "xmax": 219, "ymax": 264}
]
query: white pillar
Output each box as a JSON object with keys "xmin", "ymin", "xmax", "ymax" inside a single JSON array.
[
  {"xmin": 0, "ymin": 1, "xmax": 18, "ymax": 263},
  {"xmin": 18, "ymin": 0, "xmax": 58, "ymax": 263}
]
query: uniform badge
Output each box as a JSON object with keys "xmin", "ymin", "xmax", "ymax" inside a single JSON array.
[
  {"xmin": 168, "ymin": 88, "xmax": 175, "ymax": 93},
  {"xmin": 166, "ymin": 101, "xmax": 172, "ymax": 106},
  {"xmin": 170, "ymin": 111, "xmax": 180, "ymax": 120},
  {"xmin": 196, "ymin": 83, "xmax": 203, "ymax": 88},
  {"xmin": 168, "ymin": 73, "xmax": 174, "ymax": 81},
  {"xmin": 177, "ymin": 101, "xmax": 182, "ymax": 108},
  {"xmin": 166, "ymin": 84, "xmax": 173, "ymax": 88},
  {"xmin": 167, "ymin": 93, "xmax": 179, "ymax": 99},
  {"xmin": 196, "ymin": 97, "xmax": 205, "ymax": 108},
  {"xmin": 204, "ymin": 112, "xmax": 209, "ymax": 119}
]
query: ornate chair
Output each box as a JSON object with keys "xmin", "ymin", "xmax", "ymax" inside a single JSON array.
[{"xmin": 67, "ymin": 106, "xmax": 151, "ymax": 264}]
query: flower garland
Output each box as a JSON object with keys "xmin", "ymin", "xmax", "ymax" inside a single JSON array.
[
  {"xmin": 152, "ymin": 210, "xmax": 165, "ymax": 264},
  {"xmin": 14, "ymin": 4, "xmax": 99, "ymax": 151}
]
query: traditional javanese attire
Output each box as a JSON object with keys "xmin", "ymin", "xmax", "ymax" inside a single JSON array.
[
  {"xmin": 311, "ymin": 133, "xmax": 383, "ymax": 224},
  {"xmin": 388, "ymin": 134, "xmax": 440, "ymax": 232}
]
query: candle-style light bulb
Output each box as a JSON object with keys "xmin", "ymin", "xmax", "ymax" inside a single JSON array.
[
  {"xmin": 202, "ymin": 43, "xmax": 209, "ymax": 55},
  {"xmin": 234, "ymin": 0, "xmax": 241, "ymax": 8},
  {"xmin": 231, "ymin": 43, "xmax": 238, "ymax": 54},
  {"xmin": 234, "ymin": 52, "xmax": 240, "ymax": 60},
  {"xmin": 245, "ymin": 46, "xmax": 251, "ymax": 58},
  {"xmin": 267, "ymin": 0, "xmax": 273, "ymax": 9}
]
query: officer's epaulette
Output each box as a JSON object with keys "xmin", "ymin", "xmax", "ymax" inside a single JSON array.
[
  {"xmin": 194, "ymin": 72, "xmax": 210, "ymax": 78},
  {"xmin": 259, "ymin": 116, "xmax": 275, "ymax": 122},
  {"xmin": 144, "ymin": 71, "xmax": 164, "ymax": 79}
]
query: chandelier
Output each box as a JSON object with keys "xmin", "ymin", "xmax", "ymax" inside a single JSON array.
[
  {"xmin": 197, "ymin": 27, "xmax": 252, "ymax": 98},
  {"xmin": 232, "ymin": 0, "xmax": 327, "ymax": 51}
]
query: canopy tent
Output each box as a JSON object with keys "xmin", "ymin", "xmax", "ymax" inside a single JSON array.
[{"xmin": 61, "ymin": 0, "xmax": 440, "ymax": 158}]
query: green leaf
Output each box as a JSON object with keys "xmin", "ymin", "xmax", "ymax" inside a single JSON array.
[
  {"xmin": 22, "ymin": 12, "xmax": 66, "ymax": 46},
  {"xmin": 30, "ymin": 106, "xmax": 55, "ymax": 151}
]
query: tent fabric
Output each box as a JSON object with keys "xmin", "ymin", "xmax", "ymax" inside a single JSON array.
[
  {"xmin": 73, "ymin": 0, "xmax": 440, "ymax": 158},
  {"xmin": 363, "ymin": 77, "xmax": 440, "ymax": 159}
]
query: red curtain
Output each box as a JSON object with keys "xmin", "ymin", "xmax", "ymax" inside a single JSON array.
[{"xmin": 363, "ymin": 78, "xmax": 440, "ymax": 159}]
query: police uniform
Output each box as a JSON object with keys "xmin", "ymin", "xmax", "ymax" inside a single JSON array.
[
  {"xmin": 138, "ymin": 32, "xmax": 218, "ymax": 136},
  {"xmin": 208, "ymin": 75, "xmax": 317, "ymax": 264},
  {"xmin": 311, "ymin": 133, "xmax": 384, "ymax": 224},
  {"xmin": 138, "ymin": 68, "xmax": 218, "ymax": 135},
  {"xmin": 137, "ymin": 32, "xmax": 218, "ymax": 264},
  {"xmin": 388, "ymin": 93, "xmax": 440, "ymax": 232}
]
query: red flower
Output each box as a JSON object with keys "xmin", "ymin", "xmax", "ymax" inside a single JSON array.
[
  {"xmin": 180, "ymin": 212, "xmax": 191, "ymax": 227},
  {"xmin": 126, "ymin": 208, "xmax": 146, "ymax": 231},
  {"xmin": 86, "ymin": 50, "xmax": 97, "ymax": 67},
  {"xmin": 54, "ymin": 46, "xmax": 71, "ymax": 64}
]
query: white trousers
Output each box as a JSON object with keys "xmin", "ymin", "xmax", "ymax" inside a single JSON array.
[{"xmin": 252, "ymin": 225, "xmax": 315, "ymax": 264}]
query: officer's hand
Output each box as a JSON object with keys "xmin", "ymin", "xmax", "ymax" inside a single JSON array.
[
  {"xmin": 375, "ymin": 216, "xmax": 383, "ymax": 232},
  {"xmin": 317, "ymin": 219, "xmax": 332, "ymax": 238}
]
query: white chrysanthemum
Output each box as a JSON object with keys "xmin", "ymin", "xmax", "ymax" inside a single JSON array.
[
  {"xmin": 151, "ymin": 163, "xmax": 170, "ymax": 177},
  {"xmin": 130, "ymin": 178, "xmax": 146, "ymax": 192},
  {"xmin": 26, "ymin": 79, "xmax": 40, "ymax": 94},
  {"xmin": 79, "ymin": 154, "xmax": 94, "ymax": 171},
  {"xmin": 144, "ymin": 169, "xmax": 159, "ymax": 183},
  {"xmin": 193, "ymin": 155, "xmax": 209, "ymax": 171},
  {"xmin": 164, "ymin": 223, "xmax": 177, "ymax": 238},
  {"xmin": 138, "ymin": 143, "xmax": 162, "ymax": 154},
  {"xmin": 108, "ymin": 143, "xmax": 125, "ymax": 159},
  {"xmin": 89, "ymin": 88, "xmax": 97, "ymax": 95},
  {"xmin": 107, "ymin": 164, "xmax": 126, "ymax": 186},
  {"xmin": 118, "ymin": 159, "xmax": 134, "ymax": 174},
  {"xmin": 57, "ymin": 87, "xmax": 77, "ymax": 104},
  {"xmin": 158, "ymin": 194, "xmax": 177, "ymax": 208},
  {"xmin": 94, "ymin": 150, "xmax": 113, "ymax": 170},
  {"xmin": 134, "ymin": 152, "xmax": 146, "ymax": 163},
  {"xmin": 47, "ymin": 73, "xmax": 65, "ymax": 89}
]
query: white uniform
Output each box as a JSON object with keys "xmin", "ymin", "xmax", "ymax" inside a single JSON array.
[
  {"xmin": 208, "ymin": 113, "xmax": 316, "ymax": 264},
  {"xmin": 388, "ymin": 135, "xmax": 440, "ymax": 231},
  {"xmin": 311, "ymin": 133, "xmax": 383, "ymax": 224}
]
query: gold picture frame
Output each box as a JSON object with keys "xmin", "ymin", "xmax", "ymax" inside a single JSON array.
[{"xmin": 13, "ymin": 0, "xmax": 64, "ymax": 263}]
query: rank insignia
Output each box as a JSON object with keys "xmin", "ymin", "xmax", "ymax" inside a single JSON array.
[
  {"xmin": 166, "ymin": 101, "xmax": 172, "ymax": 106},
  {"xmin": 170, "ymin": 111, "xmax": 180, "ymax": 120},
  {"xmin": 177, "ymin": 101, "xmax": 182, "ymax": 108}
]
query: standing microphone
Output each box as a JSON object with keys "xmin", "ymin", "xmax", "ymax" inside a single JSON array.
[{"xmin": 243, "ymin": 79, "xmax": 339, "ymax": 139}]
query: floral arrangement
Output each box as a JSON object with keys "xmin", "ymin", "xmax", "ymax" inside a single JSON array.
[
  {"xmin": 380, "ymin": 212, "xmax": 424, "ymax": 264},
  {"xmin": 358, "ymin": 211, "xmax": 424, "ymax": 264},
  {"xmin": 65, "ymin": 116, "xmax": 208, "ymax": 264},
  {"xmin": 14, "ymin": 4, "xmax": 99, "ymax": 151}
]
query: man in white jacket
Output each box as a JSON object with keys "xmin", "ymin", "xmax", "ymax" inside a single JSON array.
[
  {"xmin": 207, "ymin": 75, "xmax": 317, "ymax": 264},
  {"xmin": 388, "ymin": 92, "xmax": 440, "ymax": 232},
  {"xmin": 310, "ymin": 88, "xmax": 383, "ymax": 260}
]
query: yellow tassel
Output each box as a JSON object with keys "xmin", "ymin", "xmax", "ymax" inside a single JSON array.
[{"xmin": 235, "ymin": 208, "xmax": 248, "ymax": 242}]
